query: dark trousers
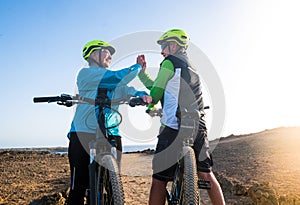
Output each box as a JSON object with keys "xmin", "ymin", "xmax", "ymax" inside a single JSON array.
[{"xmin": 66, "ymin": 132, "xmax": 122, "ymax": 205}]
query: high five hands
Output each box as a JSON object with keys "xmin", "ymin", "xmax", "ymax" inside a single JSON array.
[{"xmin": 136, "ymin": 54, "xmax": 146, "ymax": 73}]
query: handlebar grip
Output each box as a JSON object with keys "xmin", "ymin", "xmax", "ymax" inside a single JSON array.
[
  {"xmin": 33, "ymin": 96, "xmax": 60, "ymax": 103},
  {"xmin": 129, "ymin": 97, "xmax": 146, "ymax": 107}
]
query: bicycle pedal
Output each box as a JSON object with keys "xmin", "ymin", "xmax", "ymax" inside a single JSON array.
[{"xmin": 198, "ymin": 179, "xmax": 211, "ymax": 190}]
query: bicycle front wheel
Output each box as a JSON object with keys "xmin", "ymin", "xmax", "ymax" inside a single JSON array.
[
  {"xmin": 100, "ymin": 155, "xmax": 124, "ymax": 205},
  {"xmin": 181, "ymin": 146, "xmax": 199, "ymax": 205}
]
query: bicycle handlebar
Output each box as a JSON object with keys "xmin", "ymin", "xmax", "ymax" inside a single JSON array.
[
  {"xmin": 33, "ymin": 94, "xmax": 147, "ymax": 107},
  {"xmin": 146, "ymin": 109, "xmax": 163, "ymax": 117},
  {"xmin": 146, "ymin": 106, "xmax": 210, "ymax": 118},
  {"xmin": 33, "ymin": 94, "xmax": 72, "ymax": 102}
]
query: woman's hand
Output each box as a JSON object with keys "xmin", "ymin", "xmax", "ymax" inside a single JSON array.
[{"xmin": 136, "ymin": 54, "xmax": 146, "ymax": 73}]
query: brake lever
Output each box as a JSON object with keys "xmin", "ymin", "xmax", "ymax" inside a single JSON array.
[{"xmin": 57, "ymin": 101, "xmax": 73, "ymax": 107}]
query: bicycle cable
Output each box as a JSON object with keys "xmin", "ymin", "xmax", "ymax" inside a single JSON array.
[{"xmin": 84, "ymin": 104, "xmax": 123, "ymax": 131}]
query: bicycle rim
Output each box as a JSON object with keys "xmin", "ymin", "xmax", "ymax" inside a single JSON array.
[
  {"xmin": 100, "ymin": 155, "xmax": 124, "ymax": 205},
  {"xmin": 181, "ymin": 146, "xmax": 199, "ymax": 205}
]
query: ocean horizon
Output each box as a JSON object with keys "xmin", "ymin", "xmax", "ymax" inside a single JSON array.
[
  {"xmin": 123, "ymin": 144, "xmax": 156, "ymax": 153},
  {"xmin": 0, "ymin": 144, "xmax": 156, "ymax": 154}
]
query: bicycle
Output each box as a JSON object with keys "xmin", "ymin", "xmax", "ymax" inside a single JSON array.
[
  {"xmin": 33, "ymin": 93, "xmax": 146, "ymax": 205},
  {"xmin": 147, "ymin": 107, "xmax": 211, "ymax": 205}
]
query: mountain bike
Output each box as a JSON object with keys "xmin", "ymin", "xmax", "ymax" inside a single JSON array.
[
  {"xmin": 33, "ymin": 93, "xmax": 146, "ymax": 205},
  {"xmin": 147, "ymin": 107, "xmax": 211, "ymax": 205}
]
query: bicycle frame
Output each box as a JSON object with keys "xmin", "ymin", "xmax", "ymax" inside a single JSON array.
[
  {"xmin": 88, "ymin": 102, "xmax": 124, "ymax": 205},
  {"xmin": 166, "ymin": 156, "xmax": 184, "ymax": 204},
  {"xmin": 87, "ymin": 91, "xmax": 146, "ymax": 205}
]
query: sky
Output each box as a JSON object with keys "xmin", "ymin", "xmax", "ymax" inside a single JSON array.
[{"xmin": 0, "ymin": 0, "xmax": 300, "ymax": 148}]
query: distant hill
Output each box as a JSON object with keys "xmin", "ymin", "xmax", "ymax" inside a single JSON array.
[
  {"xmin": 212, "ymin": 126, "xmax": 300, "ymax": 143},
  {"xmin": 211, "ymin": 126, "xmax": 300, "ymax": 197},
  {"xmin": 0, "ymin": 146, "xmax": 67, "ymax": 154}
]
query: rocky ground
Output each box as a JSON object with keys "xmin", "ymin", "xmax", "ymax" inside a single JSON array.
[{"xmin": 0, "ymin": 127, "xmax": 300, "ymax": 205}]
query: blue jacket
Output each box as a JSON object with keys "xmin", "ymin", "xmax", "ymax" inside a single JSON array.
[{"xmin": 69, "ymin": 64, "xmax": 147, "ymax": 136}]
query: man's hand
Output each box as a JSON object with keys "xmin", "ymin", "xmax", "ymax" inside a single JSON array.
[{"xmin": 142, "ymin": 95, "xmax": 152, "ymax": 104}]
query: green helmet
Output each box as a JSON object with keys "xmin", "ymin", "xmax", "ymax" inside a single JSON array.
[
  {"xmin": 82, "ymin": 40, "xmax": 115, "ymax": 60},
  {"xmin": 157, "ymin": 29, "xmax": 190, "ymax": 48}
]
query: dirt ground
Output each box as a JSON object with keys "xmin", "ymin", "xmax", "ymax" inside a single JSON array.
[{"xmin": 0, "ymin": 127, "xmax": 300, "ymax": 205}]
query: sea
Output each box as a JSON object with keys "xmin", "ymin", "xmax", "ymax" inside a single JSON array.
[
  {"xmin": 123, "ymin": 144, "xmax": 156, "ymax": 153},
  {"xmin": 50, "ymin": 144, "xmax": 156, "ymax": 154},
  {"xmin": 0, "ymin": 144, "xmax": 156, "ymax": 155}
]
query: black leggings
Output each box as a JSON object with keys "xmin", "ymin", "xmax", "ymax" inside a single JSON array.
[{"xmin": 66, "ymin": 132, "xmax": 122, "ymax": 205}]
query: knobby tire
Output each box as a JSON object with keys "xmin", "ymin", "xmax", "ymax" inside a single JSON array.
[
  {"xmin": 181, "ymin": 146, "xmax": 199, "ymax": 205},
  {"xmin": 100, "ymin": 155, "xmax": 124, "ymax": 205},
  {"xmin": 89, "ymin": 155, "xmax": 124, "ymax": 205}
]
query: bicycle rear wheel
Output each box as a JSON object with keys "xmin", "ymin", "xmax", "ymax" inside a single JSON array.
[
  {"xmin": 100, "ymin": 155, "xmax": 124, "ymax": 205},
  {"xmin": 181, "ymin": 146, "xmax": 199, "ymax": 205}
]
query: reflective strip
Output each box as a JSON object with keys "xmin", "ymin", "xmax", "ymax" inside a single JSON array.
[{"xmin": 71, "ymin": 167, "xmax": 76, "ymax": 190}]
